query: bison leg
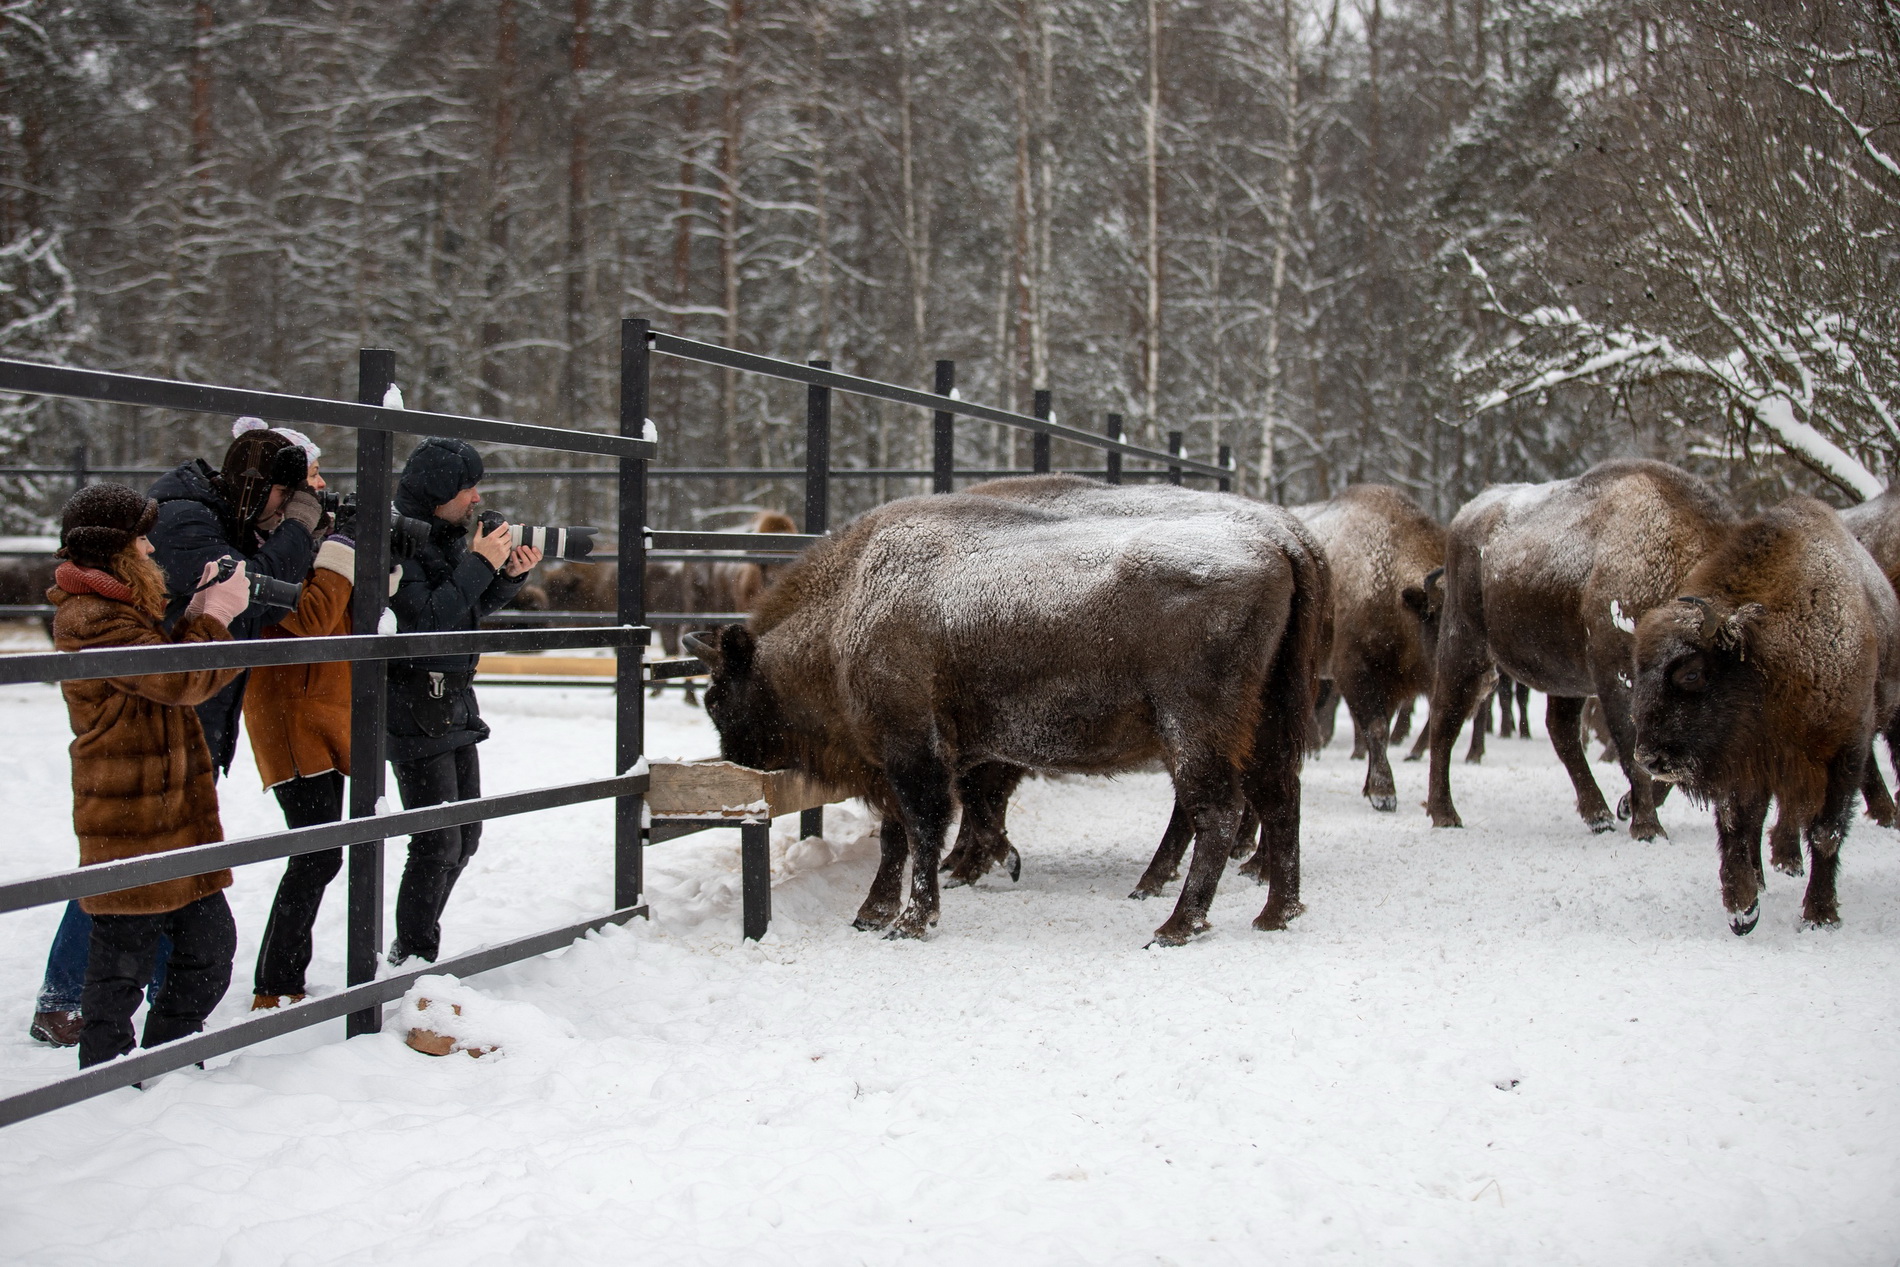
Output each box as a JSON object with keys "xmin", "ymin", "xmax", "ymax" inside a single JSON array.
[
  {"xmin": 1133, "ymin": 803, "xmax": 1194, "ymax": 899},
  {"xmin": 1389, "ymin": 697, "xmax": 1415, "ymax": 747},
  {"xmin": 1803, "ymin": 745, "xmax": 1865, "ymax": 928},
  {"xmin": 1715, "ymin": 792, "xmax": 1771, "ymax": 935},
  {"xmin": 1515, "ymin": 681, "xmax": 1533, "ymax": 738},
  {"xmin": 853, "ymin": 817, "xmax": 911, "ymax": 931},
  {"xmin": 884, "ymin": 747, "xmax": 957, "ymax": 940},
  {"xmin": 1231, "ymin": 802, "xmax": 1261, "ymax": 863},
  {"xmin": 1860, "ymin": 745, "xmax": 1896, "ymax": 829},
  {"xmin": 1151, "ymin": 759, "xmax": 1241, "ymax": 946},
  {"xmin": 1466, "ymin": 691, "xmax": 1491, "ymax": 764},
  {"xmin": 1425, "ymin": 652, "xmax": 1490, "ymax": 828},
  {"xmin": 1405, "ymin": 719, "xmax": 1430, "ymax": 762},
  {"xmin": 1347, "ymin": 691, "xmax": 1398, "ymax": 812},
  {"xmin": 1496, "ymin": 674, "xmax": 1517, "ymax": 739},
  {"xmin": 1313, "ymin": 681, "xmax": 1340, "ymax": 751},
  {"xmin": 1592, "ymin": 674, "xmax": 1666, "ymax": 841},
  {"xmin": 943, "ymin": 763, "xmax": 1023, "ymax": 887},
  {"xmin": 1546, "ymin": 696, "xmax": 1616, "ymax": 834},
  {"xmin": 1768, "ymin": 807, "xmax": 1804, "ymax": 876}
]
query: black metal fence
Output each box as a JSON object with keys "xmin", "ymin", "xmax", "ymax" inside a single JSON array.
[{"xmin": 0, "ymin": 316, "xmax": 1231, "ymax": 1129}]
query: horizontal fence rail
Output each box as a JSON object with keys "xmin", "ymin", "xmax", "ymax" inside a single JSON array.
[
  {"xmin": 0, "ymin": 772, "xmax": 649, "ymax": 915},
  {"xmin": 649, "ymin": 332, "xmax": 1231, "ymax": 481},
  {"xmin": 0, "ymin": 904, "xmax": 645, "ymax": 1130},
  {"xmin": 0, "ymin": 625, "xmax": 645, "ymax": 687},
  {"xmin": 0, "ymin": 359, "xmax": 657, "ymax": 460}
]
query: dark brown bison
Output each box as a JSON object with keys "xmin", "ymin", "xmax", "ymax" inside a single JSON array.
[
  {"xmin": 1632, "ymin": 498, "xmax": 1900, "ymax": 933},
  {"xmin": 685, "ymin": 482, "xmax": 1328, "ymax": 945},
  {"xmin": 1292, "ymin": 485, "xmax": 1445, "ymax": 811},
  {"xmin": 1425, "ymin": 459, "xmax": 1736, "ymax": 839}
]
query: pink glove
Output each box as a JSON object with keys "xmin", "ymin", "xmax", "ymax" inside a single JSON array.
[{"xmin": 194, "ymin": 559, "xmax": 252, "ymax": 628}]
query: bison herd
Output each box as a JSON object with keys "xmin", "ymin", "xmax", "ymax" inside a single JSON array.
[{"xmin": 655, "ymin": 460, "xmax": 1900, "ymax": 945}]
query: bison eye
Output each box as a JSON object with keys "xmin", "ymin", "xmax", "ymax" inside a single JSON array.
[{"xmin": 1670, "ymin": 656, "xmax": 1709, "ymax": 692}]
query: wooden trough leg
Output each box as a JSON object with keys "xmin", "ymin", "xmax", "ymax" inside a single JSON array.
[{"xmin": 741, "ymin": 821, "xmax": 772, "ymax": 941}]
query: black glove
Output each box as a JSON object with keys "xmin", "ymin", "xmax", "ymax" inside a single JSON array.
[{"xmin": 330, "ymin": 496, "xmax": 357, "ymax": 541}]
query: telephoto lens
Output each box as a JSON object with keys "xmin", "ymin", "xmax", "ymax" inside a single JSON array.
[
  {"xmin": 210, "ymin": 554, "xmax": 303, "ymax": 613},
  {"xmin": 476, "ymin": 510, "xmax": 596, "ymax": 561}
]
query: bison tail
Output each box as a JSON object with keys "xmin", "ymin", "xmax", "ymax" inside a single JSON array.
[{"xmin": 1266, "ymin": 535, "xmax": 1330, "ymax": 766}]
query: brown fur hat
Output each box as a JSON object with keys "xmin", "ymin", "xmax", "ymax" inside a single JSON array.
[
  {"xmin": 59, "ymin": 483, "xmax": 159, "ymax": 568},
  {"xmin": 221, "ymin": 426, "xmax": 309, "ymax": 525}
]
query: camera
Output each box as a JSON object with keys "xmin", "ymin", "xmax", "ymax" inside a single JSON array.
[
  {"xmin": 206, "ymin": 553, "xmax": 304, "ymax": 613},
  {"xmin": 316, "ymin": 490, "xmax": 439, "ymax": 560},
  {"xmin": 476, "ymin": 509, "xmax": 597, "ymax": 562}
]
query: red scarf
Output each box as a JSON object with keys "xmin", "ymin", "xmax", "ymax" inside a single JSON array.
[{"xmin": 54, "ymin": 560, "xmax": 136, "ymax": 604}]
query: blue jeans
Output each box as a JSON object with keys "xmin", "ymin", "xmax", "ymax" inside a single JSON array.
[{"xmin": 37, "ymin": 902, "xmax": 169, "ymax": 1013}]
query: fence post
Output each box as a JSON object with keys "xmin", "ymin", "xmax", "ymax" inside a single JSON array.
[
  {"xmin": 346, "ymin": 348, "xmax": 395, "ymax": 1039},
  {"xmin": 1167, "ymin": 430, "xmax": 1184, "ymax": 486},
  {"xmin": 1218, "ymin": 444, "xmax": 1233, "ymax": 493},
  {"xmin": 801, "ymin": 361, "xmax": 831, "ymax": 843},
  {"xmin": 1105, "ymin": 414, "xmax": 1123, "ymax": 485},
  {"xmin": 1033, "ymin": 390, "xmax": 1052, "ymax": 474},
  {"xmin": 617, "ymin": 319, "xmax": 650, "ymax": 911},
  {"xmin": 70, "ymin": 444, "xmax": 88, "ymax": 494},
  {"xmin": 932, "ymin": 360, "xmax": 955, "ymax": 493}
]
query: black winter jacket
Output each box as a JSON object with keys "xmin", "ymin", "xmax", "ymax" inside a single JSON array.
[
  {"xmin": 385, "ymin": 482, "xmax": 526, "ymax": 762},
  {"xmin": 148, "ymin": 459, "xmax": 317, "ymax": 774}
]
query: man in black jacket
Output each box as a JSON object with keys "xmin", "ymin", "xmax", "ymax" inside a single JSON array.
[
  {"xmin": 385, "ymin": 436, "xmax": 541, "ymax": 965},
  {"xmin": 148, "ymin": 421, "xmax": 325, "ymax": 776}
]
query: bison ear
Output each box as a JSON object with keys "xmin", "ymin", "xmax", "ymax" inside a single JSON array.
[
  {"xmin": 1717, "ymin": 602, "xmax": 1766, "ymax": 655},
  {"xmin": 716, "ymin": 623, "xmax": 756, "ymax": 674}
]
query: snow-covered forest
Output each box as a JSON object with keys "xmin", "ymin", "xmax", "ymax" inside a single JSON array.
[{"xmin": 3, "ymin": 0, "xmax": 1896, "ymax": 528}]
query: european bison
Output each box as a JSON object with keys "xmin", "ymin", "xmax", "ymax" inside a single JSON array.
[
  {"xmin": 1292, "ymin": 484, "xmax": 1445, "ymax": 811},
  {"xmin": 1631, "ymin": 498, "xmax": 1900, "ymax": 932},
  {"xmin": 1425, "ymin": 459, "xmax": 1735, "ymax": 839},
  {"xmin": 685, "ymin": 482, "xmax": 1327, "ymax": 944}
]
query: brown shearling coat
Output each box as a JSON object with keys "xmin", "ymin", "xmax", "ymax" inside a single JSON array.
[
  {"xmin": 51, "ymin": 583, "xmax": 242, "ymax": 916},
  {"xmin": 243, "ymin": 539, "xmax": 354, "ymax": 789}
]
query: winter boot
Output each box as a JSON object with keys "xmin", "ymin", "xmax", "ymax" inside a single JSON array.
[
  {"xmin": 251, "ymin": 994, "xmax": 306, "ymax": 1010},
  {"xmin": 29, "ymin": 1010, "xmax": 83, "ymax": 1047}
]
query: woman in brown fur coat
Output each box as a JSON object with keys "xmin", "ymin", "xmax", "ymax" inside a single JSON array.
[{"xmin": 50, "ymin": 483, "xmax": 254, "ymax": 1068}]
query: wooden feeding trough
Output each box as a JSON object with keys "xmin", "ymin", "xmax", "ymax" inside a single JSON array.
[{"xmin": 645, "ymin": 759, "xmax": 844, "ymax": 940}]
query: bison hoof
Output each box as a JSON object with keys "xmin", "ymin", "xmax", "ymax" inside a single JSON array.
[
  {"xmin": 941, "ymin": 873, "xmax": 972, "ymax": 890},
  {"xmin": 1771, "ymin": 855, "xmax": 1805, "ymax": 877},
  {"xmin": 1004, "ymin": 845, "xmax": 1022, "ymax": 883},
  {"xmin": 1368, "ymin": 793, "xmax": 1398, "ymax": 813},
  {"xmin": 1585, "ymin": 812, "xmax": 1616, "ymax": 834},
  {"xmin": 1800, "ymin": 906, "xmax": 1841, "ymax": 929},
  {"xmin": 1403, "ymin": 752, "xmax": 1424, "ymax": 763},
  {"xmin": 1631, "ymin": 820, "xmax": 1667, "ymax": 842},
  {"xmin": 1616, "ymin": 792, "xmax": 1633, "ymax": 821},
  {"xmin": 1235, "ymin": 858, "xmax": 1268, "ymax": 884},
  {"xmin": 1127, "ymin": 881, "xmax": 1167, "ymax": 901},
  {"xmin": 1428, "ymin": 809, "xmax": 1463, "ymax": 829},
  {"xmin": 1253, "ymin": 900, "xmax": 1306, "ymax": 931},
  {"xmin": 883, "ymin": 908, "xmax": 934, "ymax": 940},
  {"xmin": 1728, "ymin": 899, "xmax": 1761, "ymax": 936},
  {"xmin": 1147, "ymin": 916, "xmax": 1212, "ymax": 947},
  {"xmin": 851, "ymin": 906, "xmax": 897, "ymax": 932}
]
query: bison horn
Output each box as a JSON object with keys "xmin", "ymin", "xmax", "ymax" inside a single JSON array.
[
  {"xmin": 1676, "ymin": 595, "xmax": 1719, "ymax": 643},
  {"xmin": 682, "ymin": 629, "xmax": 719, "ymax": 663}
]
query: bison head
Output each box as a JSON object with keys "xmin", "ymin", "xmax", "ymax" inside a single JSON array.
[
  {"xmin": 1630, "ymin": 596, "xmax": 1767, "ymax": 796},
  {"xmin": 683, "ymin": 624, "xmax": 792, "ymax": 771}
]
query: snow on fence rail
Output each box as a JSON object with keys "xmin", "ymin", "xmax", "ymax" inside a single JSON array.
[{"xmin": 0, "ymin": 317, "xmax": 1239, "ymax": 1129}]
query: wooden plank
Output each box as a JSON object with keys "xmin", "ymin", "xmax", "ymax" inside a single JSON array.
[
  {"xmin": 647, "ymin": 759, "xmax": 842, "ymax": 819},
  {"xmin": 477, "ymin": 654, "xmax": 616, "ymax": 677}
]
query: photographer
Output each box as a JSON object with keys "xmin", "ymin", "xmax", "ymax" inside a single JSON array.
[
  {"xmin": 42, "ymin": 484, "xmax": 253, "ymax": 1068},
  {"xmin": 148, "ymin": 418, "xmax": 325, "ymax": 775},
  {"xmin": 384, "ymin": 437, "xmax": 540, "ymax": 966},
  {"xmin": 243, "ymin": 444, "xmax": 359, "ymax": 1009}
]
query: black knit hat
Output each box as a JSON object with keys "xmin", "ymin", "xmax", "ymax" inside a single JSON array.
[
  {"xmin": 398, "ymin": 437, "xmax": 485, "ymax": 508},
  {"xmin": 59, "ymin": 483, "xmax": 159, "ymax": 568}
]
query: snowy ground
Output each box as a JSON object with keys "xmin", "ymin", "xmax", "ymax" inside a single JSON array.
[{"xmin": 1, "ymin": 653, "xmax": 1898, "ymax": 1264}]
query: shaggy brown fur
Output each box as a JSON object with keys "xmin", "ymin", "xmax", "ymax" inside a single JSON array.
[
  {"xmin": 51, "ymin": 543, "xmax": 242, "ymax": 915},
  {"xmin": 1426, "ymin": 459, "xmax": 1734, "ymax": 840},
  {"xmin": 688, "ymin": 480, "xmax": 1328, "ymax": 944},
  {"xmin": 1294, "ymin": 485, "xmax": 1445, "ymax": 811},
  {"xmin": 1632, "ymin": 498, "xmax": 1900, "ymax": 932}
]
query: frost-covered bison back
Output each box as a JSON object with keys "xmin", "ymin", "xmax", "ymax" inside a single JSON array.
[
  {"xmin": 686, "ymin": 484, "xmax": 1327, "ymax": 945},
  {"xmin": 1632, "ymin": 498, "xmax": 1900, "ymax": 933},
  {"xmin": 1425, "ymin": 458, "xmax": 1735, "ymax": 838}
]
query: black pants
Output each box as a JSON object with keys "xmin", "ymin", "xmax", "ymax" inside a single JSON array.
[
  {"xmin": 252, "ymin": 770, "xmax": 346, "ymax": 997},
  {"xmin": 80, "ymin": 892, "xmax": 236, "ymax": 1068},
  {"xmin": 391, "ymin": 744, "xmax": 482, "ymax": 963}
]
